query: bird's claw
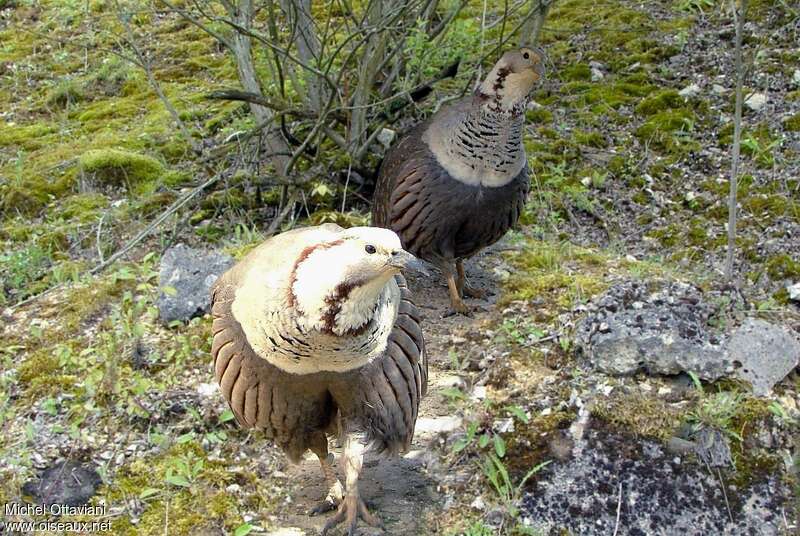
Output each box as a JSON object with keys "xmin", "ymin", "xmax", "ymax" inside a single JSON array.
[
  {"xmin": 462, "ymin": 285, "xmax": 488, "ymax": 299},
  {"xmin": 309, "ymin": 498, "xmax": 338, "ymax": 516},
  {"xmin": 320, "ymin": 493, "xmax": 382, "ymax": 536}
]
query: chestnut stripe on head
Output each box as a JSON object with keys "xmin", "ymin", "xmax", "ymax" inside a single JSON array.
[{"xmin": 287, "ymin": 239, "xmax": 344, "ymax": 308}]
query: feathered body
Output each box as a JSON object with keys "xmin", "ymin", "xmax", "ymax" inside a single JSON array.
[
  {"xmin": 373, "ymin": 48, "xmax": 545, "ymax": 313},
  {"xmin": 211, "ymin": 224, "xmax": 427, "ymax": 460}
]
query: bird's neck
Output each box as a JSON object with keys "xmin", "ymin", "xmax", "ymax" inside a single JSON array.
[
  {"xmin": 316, "ymin": 274, "xmax": 394, "ymax": 336},
  {"xmin": 475, "ymin": 66, "xmax": 533, "ymax": 116},
  {"xmin": 435, "ymin": 104, "xmax": 525, "ymax": 187}
]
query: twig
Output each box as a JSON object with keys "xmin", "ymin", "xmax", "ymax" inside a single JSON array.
[
  {"xmin": 724, "ymin": 0, "xmax": 748, "ymax": 280},
  {"xmin": 264, "ymin": 192, "xmax": 299, "ymax": 237},
  {"xmin": 612, "ymin": 481, "xmax": 623, "ymax": 536},
  {"xmin": 89, "ymin": 173, "xmax": 221, "ymax": 275},
  {"xmin": 96, "ymin": 212, "xmax": 107, "ymax": 264}
]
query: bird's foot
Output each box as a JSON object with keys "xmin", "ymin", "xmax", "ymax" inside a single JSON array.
[
  {"xmin": 321, "ymin": 492, "xmax": 382, "ymax": 536},
  {"xmin": 443, "ymin": 300, "xmax": 473, "ymax": 318},
  {"xmin": 462, "ymin": 284, "xmax": 488, "ymax": 299},
  {"xmin": 310, "ymin": 480, "xmax": 344, "ymax": 516}
]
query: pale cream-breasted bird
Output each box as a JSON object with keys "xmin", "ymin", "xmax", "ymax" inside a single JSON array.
[{"xmin": 210, "ymin": 224, "xmax": 427, "ymax": 534}]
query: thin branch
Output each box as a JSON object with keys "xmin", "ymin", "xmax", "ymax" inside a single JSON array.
[
  {"xmin": 89, "ymin": 174, "xmax": 222, "ymax": 275},
  {"xmin": 724, "ymin": 0, "xmax": 748, "ymax": 281}
]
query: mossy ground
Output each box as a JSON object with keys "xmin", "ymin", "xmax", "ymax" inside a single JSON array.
[{"xmin": 2, "ymin": 0, "xmax": 799, "ymax": 534}]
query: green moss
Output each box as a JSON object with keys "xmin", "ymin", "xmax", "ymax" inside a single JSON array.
[
  {"xmin": 45, "ymin": 79, "xmax": 85, "ymax": 108},
  {"xmin": 525, "ymin": 108, "xmax": 553, "ymax": 124},
  {"xmin": 563, "ymin": 63, "xmax": 591, "ymax": 81},
  {"xmin": 573, "ymin": 129, "xmax": 608, "ymax": 148},
  {"xmin": 78, "ymin": 149, "xmax": 164, "ymax": 189},
  {"xmin": 782, "ymin": 113, "xmax": 800, "ymax": 132},
  {"xmin": 635, "ymin": 89, "xmax": 684, "ymax": 115},
  {"xmin": 764, "ymin": 254, "xmax": 800, "ymax": 280},
  {"xmin": 0, "ymin": 123, "xmax": 59, "ymax": 151},
  {"xmin": 594, "ymin": 391, "xmax": 683, "ymax": 441},
  {"xmin": 0, "ymin": 183, "xmax": 51, "ymax": 216},
  {"xmin": 105, "ymin": 442, "xmax": 247, "ymax": 535},
  {"xmin": 635, "ymin": 108, "xmax": 700, "ymax": 155},
  {"xmin": 61, "ymin": 193, "xmax": 109, "ymax": 221},
  {"xmin": 502, "ymin": 240, "xmax": 609, "ymax": 312}
]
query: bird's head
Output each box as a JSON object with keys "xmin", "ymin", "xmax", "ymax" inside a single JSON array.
[
  {"xmin": 290, "ymin": 227, "xmax": 420, "ymax": 335},
  {"xmin": 478, "ymin": 47, "xmax": 546, "ymax": 112}
]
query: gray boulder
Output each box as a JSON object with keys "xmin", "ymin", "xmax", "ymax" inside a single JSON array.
[
  {"xmin": 576, "ymin": 281, "xmax": 800, "ymax": 393},
  {"xmin": 158, "ymin": 244, "xmax": 233, "ymax": 324}
]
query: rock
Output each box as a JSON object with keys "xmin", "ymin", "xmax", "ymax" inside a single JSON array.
[
  {"xmin": 576, "ymin": 282, "xmax": 799, "ymax": 394},
  {"xmin": 575, "ymin": 281, "xmax": 732, "ymax": 380},
  {"xmin": 590, "ymin": 67, "xmax": 604, "ymax": 82},
  {"xmin": 712, "ymin": 84, "xmax": 727, "ymax": 95},
  {"xmin": 22, "ymin": 461, "xmax": 102, "ymax": 507},
  {"xmin": 157, "ymin": 244, "xmax": 233, "ymax": 324},
  {"xmin": 793, "ymin": 69, "xmax": 800, "ymax": 87},
  {"xmin": 693, "ymin": 427, "xmax": 733, "ymax": 468},
  {"xmin": 377, "ymin": 127, "xmax": 396, "ymax": 149},
  {"xmin": 520, "ymin": 430, "xmax": 789, "ymax": 535},
  {"xmin": 679, "ymin": 83, "xmax": 700, "ymax": 98},
  {"xmin": 787, "ymin": 282, "xmax": 800, "ymax": 302},
  {"xmin": 744, "ymin": 92, "xmax": 767, "ymax": 112},
  {"xmin": 470, "ymin": 496, "xmax": 485, "ymax": 510},
  {"xmin": 728, "ymin": 318, "xmax": 800, "ymax": 396},
  {"xmin": 415, "ymin": 416, "xmax": 462, "ymax": 436}
]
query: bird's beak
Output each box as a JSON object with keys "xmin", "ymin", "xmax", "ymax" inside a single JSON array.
[{"xmin": 389, "ymin": 249, "xmax": 430, "ymax": 276}]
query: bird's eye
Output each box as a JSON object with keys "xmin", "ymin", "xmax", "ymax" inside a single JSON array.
[
  {"xmin": 365, "ymin": 244, "xmax": 377, "ymax": 254},
  {"xmin": 523, "ymin": 52, "xmax": 530, "ymax": 60}
]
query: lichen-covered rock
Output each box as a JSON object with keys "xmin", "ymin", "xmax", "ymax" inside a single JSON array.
[
  {"xmin": 575, "ymin": 281, "xmax": 732, "ymax": 380},
  {"xmin": 520, "ymin": 430, "xmax": 789, "ymax": 535},
  {"xmin": 729, "ymin": 318, "xmax": 800, "ymax": 396},
  {"xmin": 576, "ymin": 281, "xmax": 800, "ymax": 394},
  {"xmin": 157, "ymin": 244, "xmax": 233, "ymax": 324}
]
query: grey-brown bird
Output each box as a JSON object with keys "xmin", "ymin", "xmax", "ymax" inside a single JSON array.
[
  {"xmin": 210, "ymin": 224, "xmax": 427, "ymax": 534},
  {"xmin": 372, "ymin": 48, "xmax": 545, "ymax": 314}
]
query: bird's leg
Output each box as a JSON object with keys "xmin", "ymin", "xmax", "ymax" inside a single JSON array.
[
  {"xmin": 321, "ymin": 433, "xmax": 382, "ymax": 536},
  {"xmin": 309, "ymin": 437, "xmax": 344, "ymax": 516},
  {"xmin": 456, "ymin": 259, "xmax": 487, "ymax": 299},
  {"xmin": 441, "ymin": 262, "xmax": 471, "ymax": 316}
]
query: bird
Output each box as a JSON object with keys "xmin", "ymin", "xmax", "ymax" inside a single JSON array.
[
  {"xmin": 372, "ymin": 47, "xmax": 545, "ymax": 315},
  {"xmin": 210, "ymin": 224, "xmax": 427, "ymax": 535}
]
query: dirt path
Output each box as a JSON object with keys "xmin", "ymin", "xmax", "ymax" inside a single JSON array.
[{"xmin": 269, "ymin": 245, "xmax": 508, "ymax": 535}]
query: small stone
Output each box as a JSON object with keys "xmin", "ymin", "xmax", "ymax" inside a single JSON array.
[
  {"xmin": 590, "ymin": 68, "xmax": 604, "ymax": 82},
  {"xmin": 793, "ymin": 69, "xmax": 800, "ymax": 87},
  {"xmin": 679, "ymin": 83, "xmax": 700, "ymax": 98},
  {"xmin": 157, "ymin": 244, "xmax": 233, "ymax": 324},
  {"xmin": 415, "ymin": 416, "xmax": 463, "ymax": 435},
  {"xmin": 471, "ymin": 385, "xmax": 487, "ymax": 401},
  {"xmin": 494, "ymin": 418, "xmax": 514, "ymax": 434},
  {"xmin": 685, "ymin": 191, "xmax": 697, "ymax": 203},
  {"xmin": 712, "ymin": 84, "xmax": 727, "ymax": 95},
  {"xmin": 625, "ymin": 254, "xmax": 637, "ymax": 263},
  {"xmin": 471, "ymin": 496, "xmax": 485, "ymax": 510},
  {"xmin": 196, "ymin": 382, "xmax": 217, "ymax": 398},
  {"xmin": 744, "ymin": 92, "xmax": 767, "ymax": 111},
  {"xmin": 581, "ymin": 176, "xmax": 592, "ymax": 187},
  {"xmin": 787, "ymin": 282, "xmax": 800, "ymax": 302},
  {"xmin": 598, "ymin": 322, "xmax": 610, "ymax": 333},
  {"xmin": 377, "ymin": 127, "xmax": 396, "ymax": 149}
]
